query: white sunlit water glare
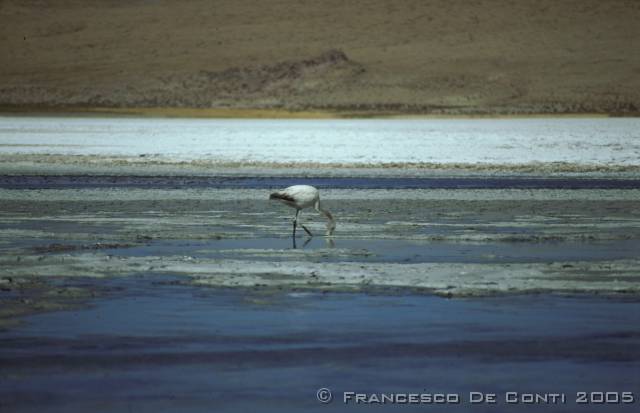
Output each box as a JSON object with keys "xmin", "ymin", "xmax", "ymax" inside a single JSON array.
[{"xmin": 0, "ymin": 117, "xmax": 639, "ymax": 166}]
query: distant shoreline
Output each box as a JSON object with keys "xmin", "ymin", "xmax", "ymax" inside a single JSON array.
[
  {"xmin": 2, "ymin": 155, "xmax": 639, "ymax": 178},
  {"xmin": 0, "ymin": 106, "xmax": 627, "ymax": 119}
]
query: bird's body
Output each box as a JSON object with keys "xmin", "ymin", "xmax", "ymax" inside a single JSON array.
[
  {"xmin": 269, "ymin": 185, "xmax": 335, "ymax": 237},
  {"xmin": 270, "ymin": 185, "xmax": 319, "ymax": 210}
]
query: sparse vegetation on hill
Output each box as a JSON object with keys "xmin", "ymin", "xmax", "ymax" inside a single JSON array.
[{"xmin": 1, "ymin": 0, "xmax": 639, "ymax": 115}]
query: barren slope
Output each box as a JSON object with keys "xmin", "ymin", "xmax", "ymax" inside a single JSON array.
[{"xmin": 1, "ymin": 0, "xmax": 639, "ymax": 114}]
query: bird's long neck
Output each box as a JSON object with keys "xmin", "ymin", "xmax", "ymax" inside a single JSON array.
[{"xmin": 315, "ymin": 200, "xmax": 336, "ymax": 235}]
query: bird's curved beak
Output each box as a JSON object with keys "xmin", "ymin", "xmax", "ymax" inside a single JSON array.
[{"xmin": 326, "ymin": 221, "xmax": 336, "ymax": 236}]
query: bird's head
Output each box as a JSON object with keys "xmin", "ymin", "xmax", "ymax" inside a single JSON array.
[{"xmin": 326, "ymin": 219, "xmax": 336, "ymax": 237}]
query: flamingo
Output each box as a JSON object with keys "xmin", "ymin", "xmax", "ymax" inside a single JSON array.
[{"xmin": 269, "ymin": 185, "xmax": 336, "ymax": 239}]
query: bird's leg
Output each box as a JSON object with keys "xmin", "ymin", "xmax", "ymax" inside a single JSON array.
[
  {"xmin": 300, "ymin": 224, "xmax": 313, "ymax": 237},
  {"xmin": 325, "ymin": 238, "xmax": 335, "ymax": 248},
  {"xmin": 294, "ymin": 209, "xmax": 313, "ymax": 237},
  {"xmin": 292, "ymin": 209, "xmax": 300, "ymax": 238}
]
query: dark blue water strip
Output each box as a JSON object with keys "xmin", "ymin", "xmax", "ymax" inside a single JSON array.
[{"xmin": 2, "ymin": 175, "xmax": 640, "ymax": 190}]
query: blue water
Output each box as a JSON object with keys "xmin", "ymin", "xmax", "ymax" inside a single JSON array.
[
  {"xmin": 113, "ymin": 237, "xmax": 640, "ymax": 264},
  {"xmin": 2, "ymin": 175, "xmax": 640, "ymax": 189},
  {"xmin": 1, "ymin": 276, "xmax": 639, "ymax": 413}
]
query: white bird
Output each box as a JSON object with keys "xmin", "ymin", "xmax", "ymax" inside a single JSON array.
[{"xmin": 269, "ymin": 185, "xmax": 336, "ymax": 238}]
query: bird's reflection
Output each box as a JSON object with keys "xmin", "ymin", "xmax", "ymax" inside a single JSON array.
[{"xmin": 292, "ymin": 236, "xmax": 335, "ymax": 249}]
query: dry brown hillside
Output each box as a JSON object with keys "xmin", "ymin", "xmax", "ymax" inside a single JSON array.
[{"xmin": 1, "ymin": 0, "xmax": 639, "ymax": 114}]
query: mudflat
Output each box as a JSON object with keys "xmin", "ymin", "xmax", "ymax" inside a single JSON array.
[{"xmin": 2, "ymin": 182, "xmax": 640, "ymax": 311}]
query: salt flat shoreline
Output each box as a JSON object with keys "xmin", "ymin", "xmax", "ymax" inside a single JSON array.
[
  {"xmin": 2, "ymin": 117, "xmax": 639, "ymax": 178},
  {"xmin": 0, "ymin": 107, "xmax": 626, "ymax": 119}
]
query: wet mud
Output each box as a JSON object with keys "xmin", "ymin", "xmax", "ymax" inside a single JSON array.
[{"xmin": 1, "ymin": 181, "xmax": 639, "ymax": 305}]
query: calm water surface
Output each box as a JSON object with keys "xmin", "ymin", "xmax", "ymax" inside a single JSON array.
[{"xmin": 1, "ymin": 276, "xmax": 639, "ymax": 413}]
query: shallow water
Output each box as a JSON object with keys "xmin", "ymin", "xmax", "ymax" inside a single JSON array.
[
  {"xmin": 110, "ymin": 237, "xmax": 640, "ymax": 264},
  {"xmin": 3, "ymin": 185, "xmax": 639, "ymax": 265},
  {"xmin": 3, "ymin": 175, "xmax": 640, "ymax": 189},
  {"xmin": 1, "ymin": 276, "xmax": 639, "ymax": 413}
]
